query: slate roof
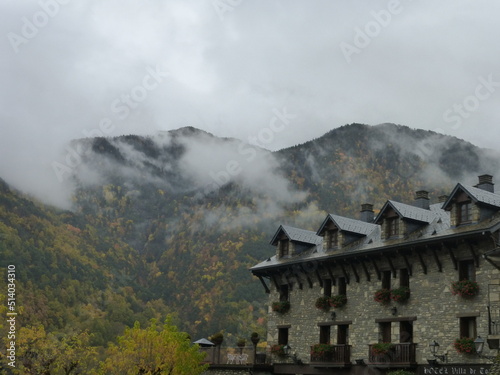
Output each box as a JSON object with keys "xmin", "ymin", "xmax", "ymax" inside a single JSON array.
[
  {"xmin": 374, "ymin": 200, "xmax": 435, "ymax": 224},
  {"xmin": 317, "ymin": 214, "xmax": 379, "ymax": 236},
  {"xmin": 270, "ymin": 225, "xmax": 322, "ymax": 246},
  {"xmin": 442, "ymin": 183, "xmax": 500, "ymax": 210}
]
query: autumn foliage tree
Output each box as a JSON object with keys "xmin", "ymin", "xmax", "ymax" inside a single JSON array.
[{"xmin": 99, "ymin": 318, "xmax": 208, "ymax": 375}]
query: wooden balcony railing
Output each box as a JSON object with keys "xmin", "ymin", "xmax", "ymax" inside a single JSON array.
[
  {"xmin": 368, "ymin": 343, "xmax": 417, "ymax": 365},
  {"xmin": 310, "ymin": 344, "xmax": 351, "ymax": 366}
]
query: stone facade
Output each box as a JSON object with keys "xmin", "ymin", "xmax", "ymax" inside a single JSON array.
[{"xmin": 252, "ymin": 176, "xmax": 500, "ymax": 375}]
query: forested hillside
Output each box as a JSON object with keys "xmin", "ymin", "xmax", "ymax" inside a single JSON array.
[{"xmin": 1, "ymin": 123, "xmax": 499, "ymax": 347}]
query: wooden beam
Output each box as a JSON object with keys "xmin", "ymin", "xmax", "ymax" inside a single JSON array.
[
  {"xmin": 257, "ymin": 275, "xmax": 270, "ymax": 293},
  {"xmin": 359, "ymin": 257, "xmax": 371, "ymax": 282},
  {"xmin": 315, "ymin": 268, "xmax": 324, "ymax": 287},
  {"xmin": 349, "ymin": 261, "xmax": 360, "ymax": 283},
  {"xmin": 431, "ymin": 247, "xmax": 442, "ymax": 272},
  {"xmin": 371, "ymin": 258, "xmax": 381, "ymax": 280},
  {"xmin": 468, "ymin": 242, "xmax": 479, "ymax": 267},
  {"xmin": 401, "ymin": 253, "xmax": 413, "ymax": 276},
  {"xmin": 416, "ymin": 250, "xmax": 427, "ymax": 274},
  {"xmin": 385, "ymin": 254, "xmax": 396, "ymax": 277},
  {"xmin": 444, "ymin": 244, "xmax": 458, "ymax": 270},
  {"xmin": 325, "ymin": 263, "xmax": 336, "ymax": 285},
  {"xmin": 339, "ymin": 262, "xmax": 350, "ymax": 284},
  {"xmin": 289, "ymin": 267, "xmax": 303, "ymax": 290},
  {"xmin": 271, "ymin": 274, "xmax": 280, "ymax": 290},
  {"xmin": 300, "ymin": 264, "xmax": 313, "ymax": 288}
]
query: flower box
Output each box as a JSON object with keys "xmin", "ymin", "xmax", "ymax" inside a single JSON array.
[
  {"xmin": 391, "ymin": 286, "xmax": 410, "ymax": 302},
  {"xmin": 330, "ymin": 294, "xmax": 347, "ymax": 308},
  {"xmin": 311, "ymin": 343, "xmax": 335, "ymax": 361},
  {"xmin": 451, "ymin": 280, "xmax": 479, "ymax": 298},
  {"xmin": 374, "ymin": 288, "xmax": 391, "ymax": 304},
  {"xmin": 315, "ymin": 296, "xmax": 331, "ymax": 311},
  {"xmin": 272, "ymin": 301, "xmax": 290, "ymax": 314},
  {"xmin": 454, "ymin": 337, "xmax": 476, "ymax": 354},
  {"xmin": 371, "ymin": 342, "xmax": 394, "ymax": 355},
  {"xmin": 271, "ymin": 344, "xmax": 287, "ymax": 357}
]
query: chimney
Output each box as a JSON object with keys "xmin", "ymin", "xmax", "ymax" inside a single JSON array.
[
  {"xmin": 414, "ymin": 190, "xmax": 430, "ymax": 210},
  {"xmin": 475, "ymin": 174, "xmax": 494, "ymax": 193},
  {"xmin": 360, "ymin": 203, "xmax": 374, "ymax": 223},
  {"xmin": 438, "ymin": 195, "xmax": 448, "ymax": 203}
]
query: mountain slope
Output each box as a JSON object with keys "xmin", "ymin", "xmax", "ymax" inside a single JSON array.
[{"xmin": 2, "ymin": 123, "xmax": 499, "ymax": 342}]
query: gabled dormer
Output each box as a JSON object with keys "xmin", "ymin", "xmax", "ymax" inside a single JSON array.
[
  {"xmin": 316, "ymin": 206, "xmax": 379, "ymax": 251},
  {"xmin": 270, "ymin": 225, "xmax": 322, "ymax": 259},
  {"xmin": 442, "ymin": 175, "xmax": 500, "ymax": 227},
  {"xmin": 375, "ymin": 196, "xmax": 435, "ymax": 240}
]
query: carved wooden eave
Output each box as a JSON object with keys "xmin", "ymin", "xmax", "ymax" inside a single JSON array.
[
  {"xmin": 443, "ymin": 243, "xmax": 458, "ymax": 270},
  {"xmin": 338, "ymin": 261, "xmax": 350, "ymax": 284},
  {"xmin": 299, "ymin": 264, "xmax": 314, "ymax": 288},
  {"xmin": 348, "ymin": 260, "xmax": 360, "ymax": 283},
  {"xmin": 358, "ymin": 257, "xmax": 371, "ymax": 281},
  {"xmin": 257, "ymin": 275, "xmax": 270, "ymax": 294},
  {"xmin": 270, "ymin": 274, "xmax": 280, "ymax": 290},
  {"xmin": 371, "ymin": 257, "xmax": 381, "ymax": 280},
  {"xmin": 416, "ymin": 249, "xmax": 428, "ymax": 274},
  {"xmin": 467, "ymin": 241, "xmax": 480, "ymax": 267},
  {"xmin": 429, "ymin": 245, "xmax": 443, "ymax": 272},
  {"xmin": 314, "ymin": 267, "xmax": 324, "ymax": 287},
  {"xmin": 288, "ymin": 267, "xmax": 303, "ymax": 289},
  {"xmin": 384, "ymin": 254, "xmax": 397, "ymax": 277},
  {"xmin": 399, "ymin": 251, "xmax": 413, "ymax": 276}
]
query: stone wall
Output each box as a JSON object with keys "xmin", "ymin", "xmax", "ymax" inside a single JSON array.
[{"xmin": 266, "ymin": 236, "xmax": 500, "ymax": 366}]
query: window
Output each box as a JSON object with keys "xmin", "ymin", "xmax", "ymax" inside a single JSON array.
[
  {"xmin": 279, "ymin": 239, "xmax": 289, "ymax": 257},
  {"xmin": 458, "ymin": 259, "xmax": 475, "ymax": 281},
  {"xmin": 387, "ymin": 217, "xmax": 399, "ymax": 238},
  {"xmin": 326, "ymin": 229, "xmax": 338, "ymax": 249},
  {"xmin": 279, "ymin": 284, "xmax": 289, "ymax": 302},
  {"xmin": 382, "ymin": 270, "xmax": 391, "ymax": 290},
  {"xmin": 323, "ymin": 279, "xmax": 332, "ymax": 297},
  {"xmin": 379, "ymin": 322, "xmax": 391, "ymax": 343},
  {"xmin": 400, "ymin": 321, "xmax": 413, "ymax": 343},
  {"xmin": 278, "ymin": 327, "xmax": 289, "ymax": 345},
  {"xmin": 460, "ymin": 317, "xmax": 477, "ymax": 338},
  {"xmin": 458, "ymin": 201, "xmax": 473, "ymax": 225},
  {"xmin": 337, "ymin": 325, "xmax": 349, "ymax": 345},
  {"xmin": 399, "ymin": 268, "xmax": 409, "ymax": 288},
  {"xmin": 337, "ymin": 277, "xmax": 347, "ymax": 296},
  {"xmin": 320, "ymin": 325, "xmax": 331, "ymax": 344}
]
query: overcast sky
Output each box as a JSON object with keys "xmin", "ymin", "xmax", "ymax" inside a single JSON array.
[{"xmin": 1, "ymin": 0, "xmax": 500, "ymax": 206}]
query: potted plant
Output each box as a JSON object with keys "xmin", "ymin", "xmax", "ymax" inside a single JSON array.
[
  {"xmin": 315, "ymin": 296, "xmax": 331, "ymax": 311},
  {"xmin": 270, "ymin": 344, "xmax": 287, "ymax": 357},
  {"xmin": 330, "ymin": 294, "xmax": 347, "ymax": 308},
  {"xmin": 374, "ymin": 288, "xmax": 391, "ymax": 304},
  {"xmin": 272, "ymin": 300, "xmax": 290, "ymax": 314},
  {"xmin": 451, "ymin": 280, "xmax": 479, "ymax": 298},
  {"xmin": 454, "ymin": 337, "xmax": 476, "ymax": 354},
  {"xmin": 250, "ymin": 332, "xmax": 260, "ymax": 346},
  {"xmin": 391, "ymin": 286, "xmax": 410, "ymax": 302},
  {"xmin": 311, "ymin": 343, "xmax": 334, "ymax": 361},
  {"xmin": 371, "ymin": 342, "xmax": 394, "ymax": 355},
  {"xmin": 209, "ymin": 332, "xmax": 224, "ymax": 346}
]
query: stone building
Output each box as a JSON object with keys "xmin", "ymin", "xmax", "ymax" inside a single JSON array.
[{"xmin": 250, "ymin": 175, "xmax": 500, "ymax": 375}]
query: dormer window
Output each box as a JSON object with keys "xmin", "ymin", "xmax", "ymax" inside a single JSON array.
[
  {"xmin": 326, "ymin": 229, "xmax": 338, "ymax": 249},
  {"xmin": 279, "ymin": 239, "xmax": 289, "ymax": 257},
  {"xmin": 458, "ymin": 201, "xmax": 472, "ymax": 225},
  {"xmin": 387, "ymin": 217, "xmax": 399, "ymax": 238}
]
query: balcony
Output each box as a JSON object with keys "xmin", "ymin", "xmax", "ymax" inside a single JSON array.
[
  {"xmin": 368, "ymin": 343, "xmax": 417, "ymax": 366},
  {"xmin": 310, "ymin": 344, "xmax": 351, "ymax": 367}
]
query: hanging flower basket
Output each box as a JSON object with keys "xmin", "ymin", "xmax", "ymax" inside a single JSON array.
[
  {"xmin": 454, "ymin": 337, "xmax": 476, "ymax": 354},
  {"xmin": 451, "ymin": 280, "xmax": 479, "ymax": 298},
  {"xmin": 271, "ymin": 344, "xmax": 287, "ymax": 357},
  {"xmin": 272, "ymin": 301, "xmax": 290, "ymax": 314},
  {"xmin": 330, "ymin": 294, "xmax": 347, "ymax": 308},
  {"xmin": 315, "ymin": 296, "xmax": 331, "ymax": 311},
  {"xmin": 391, "ymin": 287, "xmax": 410, "ymax": 303},
  {"xmin": 374, "ymin": 288, "xmax": 391, "ymax": 304},
  {"xmin": 371, "ymin": 342, "xmax": 395, "ymax": 355}
]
